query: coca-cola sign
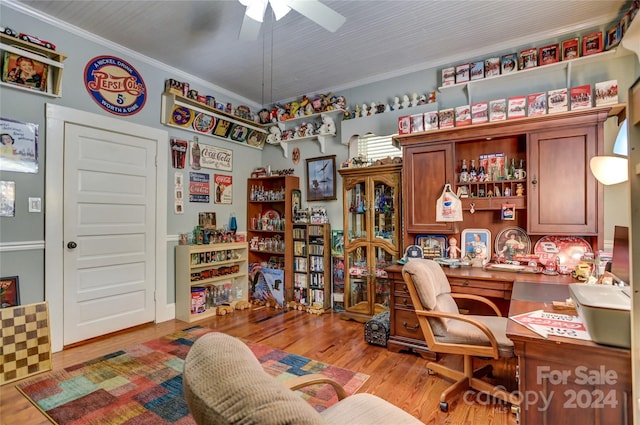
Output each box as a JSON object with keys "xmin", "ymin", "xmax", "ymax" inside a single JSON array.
[{"xmin": 199, "ymin": 143, "xmax": 232, "ymax": 172}]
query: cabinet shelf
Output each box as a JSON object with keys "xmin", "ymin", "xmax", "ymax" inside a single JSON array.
[{"xmin": 0, "ymin": 33, "xmax": 67, "ymax": 97}]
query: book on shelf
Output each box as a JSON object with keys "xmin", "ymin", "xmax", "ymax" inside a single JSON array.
[
  {"xmin": 455, "ymin": 63, "xmax": 470, "ymax": 83},
  {"xmin": 509, "ymin": 309, "xmax": 591, "ymax": 341},
  {"xmin": 570, "ymin": 84, "xmax": 592, "ymax": 110}
]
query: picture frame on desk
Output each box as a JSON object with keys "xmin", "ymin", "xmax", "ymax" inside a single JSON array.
[
  {"xmin": 461, "ymin": 228, "xmax": 491, "ymax": 266},
  {"xmin": 306, "ymin": 155, "xmax": 336, "ymax": 201},
  {"xmin": 415, "ymin": 234, "xmax": 448, "ymax": 259},
  {"xmin": 1, "ymin": 52, "xmax": 49, "ymax": 93}
]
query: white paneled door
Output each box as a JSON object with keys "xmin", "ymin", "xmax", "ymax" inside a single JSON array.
[{"xmin": 63, "ymin": 123, "xmax": 157, "ymax": 345}]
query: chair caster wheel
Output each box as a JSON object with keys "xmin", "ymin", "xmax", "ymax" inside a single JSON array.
[{"xmin": 439, "ymin": 401, "xmax": 449, "ymax": 412}]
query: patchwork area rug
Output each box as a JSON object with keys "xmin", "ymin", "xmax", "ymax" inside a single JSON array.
[{"xmin": 16, "ymin": 326, "xmax": 369, "ymax": 424}]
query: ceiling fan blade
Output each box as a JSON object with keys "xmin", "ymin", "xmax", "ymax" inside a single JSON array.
[
  {"xmin": 287, "ymin": 0, "xmax": 346, "ymax": 32},
  {"xmin": 239, "ymin": 13, "xmax": 263, "ymax": 41}
]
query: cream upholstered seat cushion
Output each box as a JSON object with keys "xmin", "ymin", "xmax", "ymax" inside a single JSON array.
[
  {"xmin": 183, "ymin": 332, "xmax": 424, "ymax": 425},
  {"xmin": 403, "ymin": 259, "xmax": 514, "ymax": 358},
  {"xmin": 438, "ymin": 315, "xmax": 514, "ymax": 358}
]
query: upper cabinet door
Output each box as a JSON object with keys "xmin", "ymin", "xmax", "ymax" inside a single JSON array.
[
  {"xmin": 403, "ymin": 143, "xmax": 455, "ymax": 237},
  {"xmin": 527, "ymin": 125, "xmax": 601, "ymax": 235}
]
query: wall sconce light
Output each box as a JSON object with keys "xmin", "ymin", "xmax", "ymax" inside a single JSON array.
[{"xmin": 590, "ymin": 119, "xmax": 628, "ymax": 185}]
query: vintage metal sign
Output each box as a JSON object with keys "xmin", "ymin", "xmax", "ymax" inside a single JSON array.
[
  {"xmin": 84, "ymin": 56, "xmax": 147, "ymax": 116},
  {"xmin": 200, "ymin": 143, "xmax": 232, "ymax": 171}
]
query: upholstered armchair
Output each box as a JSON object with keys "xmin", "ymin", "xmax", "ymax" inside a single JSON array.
[
  {"xmin": 402, "ymin": 259, "xmax": 520, "ymax": 412},
  {"xmin": 183, "ymin": 332, "xmax": 424, "ymax": 424}
]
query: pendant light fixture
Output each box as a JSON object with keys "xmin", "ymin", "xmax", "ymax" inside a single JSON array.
[{"xmin": 590, "ymin": 119, "xmax": 628, "ymax": 185}]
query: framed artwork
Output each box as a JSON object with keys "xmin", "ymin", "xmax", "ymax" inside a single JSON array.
[
  {"xmin": 0, "ymin": 276, "xmax": 20, "ymax": 308},
  {"xmin": 582, "ymin": 31, "xmax": 603, "ymax": 56},
  {"xmin": 0, "ymin": 117, "xmax": 39, "ymax": 173},
  {"xmin": 415, "ymin": 234, "xmax": 448, "ymax": 259},
  {"xmin": 213, "ymin": 174, "xmax": 232, "ymax": 204},
  {"xmin": 306, "ymin": 155, "xmax": 336, "ymax": 201},
  {"xmin": 561, "ymin": 38, "xmax": 580, "ymax": 60},
  {"xmin": 538, "ymin": 43, "xmax": 559, "ymax": 66},
  {"xmin": 1, "ymin": 52, "xmax": 49, "ymax": 92},
  {"xmin": 198, "ymin": 212, "xmax": 216, "ymax": 229},
  {"xmin": 0, "ymin": 181, "xmax": 15, "ymax": 217},
  {"xmin": 461, "ymin": 228, "xmax": 491, "ymax": 264}
]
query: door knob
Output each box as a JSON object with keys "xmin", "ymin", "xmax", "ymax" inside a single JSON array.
[{"xmin": 67, "ymin": 241, "xmax": 77, "ymax": 249}]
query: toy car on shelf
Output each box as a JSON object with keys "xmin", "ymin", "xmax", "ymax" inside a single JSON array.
[
  {"xmin": 1, "ymin": 26, "xmax": 17, "ymax": 37},
  {"xmin": 18, "ymin": 33, "xmax": 56, "ymax": 50}
]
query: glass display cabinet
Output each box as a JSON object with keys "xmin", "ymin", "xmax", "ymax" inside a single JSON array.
[{"xmin": 338, "ymin": 164, "xmax": 402, "ymax": 322}]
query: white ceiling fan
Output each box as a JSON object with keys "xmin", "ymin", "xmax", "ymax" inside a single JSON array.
[{"xmin": 238, "ymin": 0, "xmax": 346, "ymax": 41}]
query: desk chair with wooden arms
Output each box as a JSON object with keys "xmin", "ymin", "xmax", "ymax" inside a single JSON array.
[{"xmin": 402, "ymin": 259, "xmax": 520, "ymax": 412}]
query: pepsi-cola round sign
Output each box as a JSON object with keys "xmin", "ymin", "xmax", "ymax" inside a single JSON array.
[{"xmin": 84, "ymin": 56, "xmax": 147, "ymax": 116}]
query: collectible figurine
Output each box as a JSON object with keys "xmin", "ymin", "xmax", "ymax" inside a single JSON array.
[
  {"xmin": 516, "ymin": 183, "xmax": 524, "ymax": 196},
  {"xmin": 392, "ymin": 96, "xmax": 401, "ymax": 110},
  {"xmin": 370, "ymin": 102, "xmax": 376, "ymax": 115},
  {"xmin": 319, "ymin": 115, "xmax": 336, "ymax": 135},
  {"xmin": 401, "ymin": 95, "xmax": 410, "ymax": 109},
  {"xmin": 361, "ymin": 103, "xmax": 368, "ymax": 117},
  {"xmin": 411, "ymin": 92, "xmax": 419, "ymax": 107},
  {"xmin": 447, "ymin": 237, "xmax": 462, "ymax": 259}
]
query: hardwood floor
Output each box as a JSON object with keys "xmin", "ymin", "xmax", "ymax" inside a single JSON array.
[{"xmin": 0, "ymin": 307, "xmax": 517, "ymax": 425}]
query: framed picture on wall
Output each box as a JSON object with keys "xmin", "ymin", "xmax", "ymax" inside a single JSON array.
[
  {"xmin": 306, "ymin": 155, "xmax": 336, "ymax": 201},
  {"xmin": 1, "ymin": 52, "xmax": 49, "ymax": 92}
]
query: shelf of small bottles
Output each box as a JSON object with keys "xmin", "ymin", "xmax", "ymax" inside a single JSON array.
[{"xmin": 456, "ymin": 178, "xmax": 527, "ymax": 211}]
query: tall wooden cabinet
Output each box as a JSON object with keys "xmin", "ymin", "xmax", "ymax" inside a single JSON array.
[
  {"xmin": 397, "ymin": 105, "xmax": 623, "ymax": 251},
  {"xmin": 247, "ymin": 175, "xmax": 299, "ymax": 304},
  {"xmin": 338, "ymin": 164, "xmax": 402, "ymax": 322}
]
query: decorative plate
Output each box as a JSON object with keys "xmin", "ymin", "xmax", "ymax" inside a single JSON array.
[
  {"xmin": 170, "ymin": 106, "xmax": 194, "ymax": 127},
  {"xmin": 534, "ymin": 235, "xmax": 592, "ymax": 271},
  {"xmin": 494, "ymin": 226, "xmax": 531, "ymax": 261},
  {"xmin": 192, "ymin": 113, "xmax": 216, "ymax": 133},
  {"xmin": 262, "ymin": 210, "xmax": 280, "ymax": 221}
]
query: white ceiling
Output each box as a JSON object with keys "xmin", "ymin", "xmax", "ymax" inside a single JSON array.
[{"xmin": 13, "ymin": 0, "xmax": 628, "ymax": 105}]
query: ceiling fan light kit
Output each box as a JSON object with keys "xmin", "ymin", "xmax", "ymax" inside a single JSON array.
[{"xmin": 238, "ymin": 0, "xmax": 346, "ymax": 40}]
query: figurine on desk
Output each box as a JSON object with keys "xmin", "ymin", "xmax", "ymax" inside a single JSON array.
[{"xmin": 447, "ymin": 237, "xmax": 462, "ymax": 259}]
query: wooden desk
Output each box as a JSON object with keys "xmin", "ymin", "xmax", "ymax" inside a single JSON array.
[
  {"xmin": 385, "ymin": 264, "xmax": 573, "ymax": 359},
  {"xmin": 507, "ymin": 281, "xmax": 632, "ymax": 425}
]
